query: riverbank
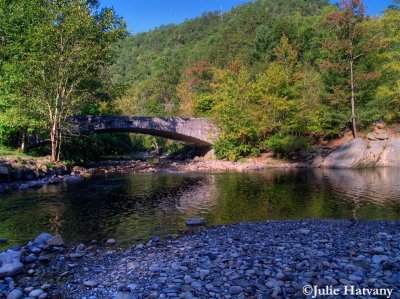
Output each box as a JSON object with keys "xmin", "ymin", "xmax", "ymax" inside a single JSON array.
[
  {"xmin": 1, "ymin": 123, "xmax": 400, "ymax": 195},
  {"xmin": 0, "ymin": 149, "xmax": 305, "ymax": 195},
  {"xmin": 77, "ymin": 158, "xmax": 309, "ymax": 176},
  {"xmin": 0, "ymin": 157, "xmax": 82, "ymax": 194},
  {"xmin": 0, "ymin": 220, "xmax": 399, "ymax": 299},
  {"xmin": 48, "ymin": 123, "xmax": 400, "ymax": 175}
]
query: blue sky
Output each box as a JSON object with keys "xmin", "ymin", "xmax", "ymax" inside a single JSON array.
[{"xmin": 100, "ymin": 0, "xmax": 395, "ymax": 34}]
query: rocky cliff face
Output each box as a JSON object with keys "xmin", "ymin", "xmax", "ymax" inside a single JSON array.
[{"xmin": 313, "ymin": 124, "xmax": 400, "ymax": 168}]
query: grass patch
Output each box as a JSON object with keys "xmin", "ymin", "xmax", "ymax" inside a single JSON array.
[{"xmin": 0, "ymin": 146, "xmax": 43, "ymax": 160}]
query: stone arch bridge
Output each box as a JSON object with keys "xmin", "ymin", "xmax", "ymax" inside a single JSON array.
[{"xmin": 68, "ymin": 116, "xmax": 219, "ymax": 149}]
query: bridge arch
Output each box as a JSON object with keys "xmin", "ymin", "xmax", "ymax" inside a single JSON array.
[{"xmin": 69, "ymin": 116, "xmax": 219, "ymax": 148}]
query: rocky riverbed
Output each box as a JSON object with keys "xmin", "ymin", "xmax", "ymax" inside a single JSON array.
[
  {"xmin": 77, "ymin": 158, "xmax": 308, "ymax": 176},
  {"xmin": 0, "ymin": 220, "xmax": 399, "ymax": 299},
  {"xmin": 0, "ymin": 158, "xmax": 82, "ymax": 194}
]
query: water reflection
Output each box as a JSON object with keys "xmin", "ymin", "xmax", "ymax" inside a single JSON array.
[
  {"xmin": 315, "ymin": 168, "xmax": 400, "ymax": 206},
  {"xmin": 314, "ymin": 168, "xmax": 400, "ymax": 222},
  {"xmin": 0, "ymin": 168, "xmax": 399, "ymax": 249}
]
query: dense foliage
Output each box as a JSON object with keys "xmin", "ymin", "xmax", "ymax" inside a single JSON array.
[
  {"xmin": 109, "ymin": 0, "xmax": 399, "ymax": 160},
  {"xmin": 1, "ymin": 0, "xmax": 399, "ymax": 161},
  {"xmin": 0, "ymin": 0, "xmax": 126, "ymax": 160}
]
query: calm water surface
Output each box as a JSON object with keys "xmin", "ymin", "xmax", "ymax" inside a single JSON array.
[{"xmin": 1, "ymin": 168, "xmax": 399, "ymax": 249}]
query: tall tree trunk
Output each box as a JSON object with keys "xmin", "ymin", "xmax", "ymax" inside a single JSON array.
[
  {"xmin": 153, "ymin": 137, "xmax": 159, "ymax": 154},
  {"xmin": 50, "ymin": 94, "xmax": 60, "ymax": 161},
  {"xmin": 50, "ymin": 126, "xmax": 57, "ymax": 161},
  {"xmin": 56, "ymin": 127, "xmax": 62, "ymax": 161},
  {"xmin": 20, "ymin": 129, "xmax": 26, "ymax": 152},
  {"xmin": 350, "ymin": 59, "xmax": 358, "ymax": 138},
  {"xmin": 50, "ymin": 112, "xmax": 58, "ymax": 161}
]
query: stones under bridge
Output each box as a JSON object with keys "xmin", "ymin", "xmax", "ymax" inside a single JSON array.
[{"xmin": 69, "ymin": 116, "xmax": 219, "ymax": 149}]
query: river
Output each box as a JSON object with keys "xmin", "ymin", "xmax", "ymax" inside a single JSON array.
[{"xmin": 1, "ymin": 168, "xmax": 399, "ymax": 249}]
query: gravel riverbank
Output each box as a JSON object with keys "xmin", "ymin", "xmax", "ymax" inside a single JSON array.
[
  {"xmin": 1, "ymin": 220, "xmax": 398, "ymax": 299},
  {"xmin": 78, "ymin": 158, "xmax": 308, "ymax": 176}
]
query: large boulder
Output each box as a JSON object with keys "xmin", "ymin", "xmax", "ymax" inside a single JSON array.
[
  {"xmin": 319, "ymin": 136, "xmax": 400, "ymax": 168},
  {"xmin": 0, "ymin": 250, "xmax": 23, "ymax": 278},
  {"xmin": 321, "ymin": 138, "xmax": 367, "ymax": 168},
  {"xmin": 379, "ymin": 137, "xmax": 400, "ymax": 167},
  {"xmin": 357, "ymin": 140, "xmax": 386, "ymax": 167}
]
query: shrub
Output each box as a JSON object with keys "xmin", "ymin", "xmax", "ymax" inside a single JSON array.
[
  {"xmin": 264, "ymin": 134, "xmax": 312, "ymax": 157},
  {"xmin": 214, "ymin": 134, "xmax": 256, "ymax": 161}
]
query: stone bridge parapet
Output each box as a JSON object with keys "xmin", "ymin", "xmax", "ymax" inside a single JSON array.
[{"xmin": 69, "ymin": 116, "xmax": 219, "ymax": 147}]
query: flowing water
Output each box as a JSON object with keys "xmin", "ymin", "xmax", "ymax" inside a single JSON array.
[{"xmin": 1, "ymin": 168, "xmax": 399, "ymax": 249}]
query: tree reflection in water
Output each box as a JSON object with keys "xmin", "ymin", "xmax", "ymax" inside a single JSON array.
[{"xmin": 0, "ymin": 168, "xmax": 399, "ymax": 249}]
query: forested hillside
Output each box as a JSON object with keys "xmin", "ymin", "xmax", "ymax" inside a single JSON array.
[
  {"xmin": 109, "ymin": 0, "xmax": 399, "ymax": 160},
  {"xmin": 110, "ymin": 0, "xmax": 330, "ymax": 115},
  {"xmin": 1, "ymin": 0, "xmax": 399, "ymax": 161}
]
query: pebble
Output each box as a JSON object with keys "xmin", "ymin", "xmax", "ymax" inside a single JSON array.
[
  {"xmin": 28, "ymin": 246, "xmax": 42, "ymax": 254},
  {"xmin": 106, "ymin": 239, "xmax": 117, "ymax": 246},
  {"xmin": 127, "ymin": 283, "xmax": 137, "ymax": 291},
  {"xmin": 113, "ymin": 292, "xmax": 136, "ymax": 299},
  {"xmin": 28, "ymin": 289, "xmax": 44, "ymax": 297},
  {"xmin": 6, "ymin": 289, "xmax": 23, "ymax": 299},
  {"xmin": 24, "ymin": 254, "xmax": 38, "ymax": 263},
  {"xmin": 372, "ymin": 255, "xmax": 388, "ymax": 264},
  {"xmin": 41, "ymin": 284, "xmax": 51, "ymax": 291},
  {"xmin": 0, "ymin": 220, "xmax": 399, "ymax": 299},
  {"xmin": 191, "ymin": 281, "xmax": 202, "ymax": 291},
  {"xmin": 38, "ymin": 255, "xmax": 50, "ymax": 263},
  {"xmin": 229, "ymin": 285, "xmax": 243, "ymax": 295},
  {"xmin": 69, "ymin": 253, "xmax": 83, "ymax": 259},
  {"xmin": 83, "ymin": 280, "xmax": 98, "ymax": 288},
  {"xmin": 348, "ymin": 274, "xmax": 362, "ymax": 282},
  {"xmin": 38, "ymin": 293, "xmax": 48, "ymax": 299},
  {"xmin": 339, "ymin": 278, "xmax": 350, "ymax": 285}
]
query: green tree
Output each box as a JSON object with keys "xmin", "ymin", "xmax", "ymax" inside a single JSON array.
[
  {"xmin": 177, "ymin": 61, "xmax": 214, "ymax": 116},
  {"xmin": 0, "ymin": 0, "xmax": 46, "ymax": 149},
  {"xmin": 373, "ymin": 2, "xmax": 400, "ymax": 122},
  {"xmin": 0, "ymin": 0, "xmax": 126, "ymax": 160},
  {"xmin": 321, "ymin": 0, "xmax": 383, "ymax": 138},
  {"xmin": 211, "ymin": 61, "xmax": 261, "ymax": 160}
]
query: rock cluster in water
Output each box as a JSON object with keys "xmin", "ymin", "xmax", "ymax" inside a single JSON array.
[
  {"xmin": 2, "ymin": 220, "xmax": 398, "ymax": 299},
  {"xmin": 0, "ymin": 158, "xmax": 82, "ymax": 194}
]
